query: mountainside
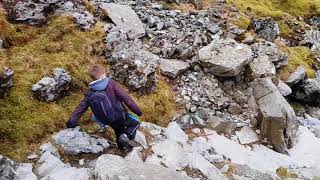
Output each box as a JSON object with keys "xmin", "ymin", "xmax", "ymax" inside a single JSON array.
[{"xmin": 1, "ymin": 0, "xmax": 320, "ymax": 179}]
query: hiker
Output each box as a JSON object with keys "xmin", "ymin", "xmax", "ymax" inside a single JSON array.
[{"xmin": 66, "ymin": 64, "xmax": 142, "ymax": 150}]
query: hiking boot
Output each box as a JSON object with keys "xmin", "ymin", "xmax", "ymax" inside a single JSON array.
[{"xmin": 118, "ymin": 134, "xmax": 134, "ymax": 150}]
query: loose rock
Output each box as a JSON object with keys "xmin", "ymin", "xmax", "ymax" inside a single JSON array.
[
  {"xmin": 284, "ymin": 65, "xmax": 306, "ymax": 86},
  {"xmin": 235, "ymin": 126, "xmax": 259, "ymax": 144},
  {"xmin": 248, "ymin": 18, "xmax": 280, "ymax": 42},
  {"xmin": 0, "ymin": 155, "xmax": 37, "ymax": 180},
  {"xmin": 300, "ymin": 29, "xmax": 320, "ymax": 51},
  {"xmin": 160, "ymin": 59, "xmax": 190, "ymax": 79},
  {"xmin": 0, "ymin": 67, "xmax": 14, "ymax": 98}
]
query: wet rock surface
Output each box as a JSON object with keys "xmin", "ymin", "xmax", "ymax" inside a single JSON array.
[
  {"xmin": 0, "ymin": 67, "xmax": 14, "ymax": 98},
  {"xmin": 32, "ymin": 68, "xmax": 71, "ymax": 102}
]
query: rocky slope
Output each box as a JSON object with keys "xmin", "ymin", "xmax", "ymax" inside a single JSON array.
[{"xmin": 1, "ymin": 0, "xmax": 320, "ymax": 179}]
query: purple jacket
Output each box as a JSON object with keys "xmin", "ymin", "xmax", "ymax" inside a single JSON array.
[{"xmin": 66, "ymin": 79, "xmax": 142, "ymax": 128}]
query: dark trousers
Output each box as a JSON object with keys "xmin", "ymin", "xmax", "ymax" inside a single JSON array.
[{"xmin": 110, "ymin": 116, "xmax": 140, "ymax": 144}]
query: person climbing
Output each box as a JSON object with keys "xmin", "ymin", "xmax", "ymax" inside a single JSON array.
[{"xmin": 66, "ymin": 64, "xmax": 142, "ymax": 150}]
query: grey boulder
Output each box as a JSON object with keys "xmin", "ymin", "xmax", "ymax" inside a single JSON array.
[
  {"xmin": 249, "ymin": 55, "xmax": 276, "ymax": 78},
  {"xmin": 284, "ymin": 65, "xmax": 306, "ymax": 86},
  {"xmin": 272, "ymin": 78, "xmax": 292, "ymax": 96},
  {"xmin": 291, "ymin": 78, "xmax": 320, "ymax": 106},
  {"xmin": 0, "ymin": 67, "xmax": 14, "ymax": 98},
  {"xmin": 207, "ymin": 116, "xmax": 237, "ymax": 135},
  {"xmin": 160, "ymin": 59, "xmax": 190, "ymax": 78},
  {"xmin": 198, "ymin": 38, "xmax": 253, "ymax": 77},
  {"xmin": 32, "ymin": 68, "xmax": 71, "ymax": 102},
  {"xmin": 248, "ymin": 18, "xmax": 280, "ymax": 42},
  {"xmin": 251, "ymin": 78, "xmax": 298, "ymax": 154},
  {"xmin": 300, "ymin": 29, "xmax": 320, "ymax": 51},
  {"xmin": 95, "ymin": 154, "xmax": 189, "ymax": 180},
  {"xmin": 52, "ymin": 127, "xmax": 110, "ymax": 155},
  {"xmin": 0, "ymin": 155, "xmax": 37, "ymax": 180},
  {"xmin": 100, "ymin": 3, "xmax": 145, "ymax": 39}
]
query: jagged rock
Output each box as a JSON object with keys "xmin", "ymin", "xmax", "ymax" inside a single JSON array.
[
  {"xmin": 95, "ymin": 154, "xmax": 190, "ymax": 180},
  {"xmin": 198, "ymin": 38, "xmax": 253, "ymax": 77},
  {"xmin": 251, "ymin": 78, "xmax": 298, "ymax": 154},
  {"xmin": 300, "ymin": 29, "xmax": 320, "ymax": 51},
  {"xmin": 134, "ymin": 130, "xmax": 148, "ymax": 148},
  {"xmin": 104, "ymin": 29, "xmax": 128, "ymax": 51},
  {"xmin": 0, "ymin": 155, "xmax": 37, "ymax": 180},
  {"xmin": 251, "ymin": 42, "xmax": 288, "ymax": 68},
  {"xmin": 307, "ymin": 106, "xmax": 320, "ymax": 119},
  {"xmin": 125, "ymin": 147, "xmax": 143, "ymax": 162},
  {"xmin": 207, "ymin": 116, "xmax": 237, "ymax": 135},
  {"xmin": 284, "ymin": 65, "xmax": 306, "ymax": 86},
  {"xmin": 249, "ymin": 55, "xmax": 276, "ymax": 78},
  {"xmin": 0, "ymin": 67, "xmax": 14, "ymax": 98},
  {"xmin": 235, "ymin": 126, "xmax": 259, "ymax": 144},
  {"xmin": 164, "ymin": 122, "xmax": 188, "ymax": 143},
  {"xmin": 110, "ymin": 40, "xmax": 159, "ymax": 94},
  {"xmin": 140, "ymin": 122, "xmax": 165, "ymax": 136},
  {"xmin": 272, "ymin": 78, "xmax": 292, "ymax": 96},
  {"xmin": 32, "ymin": 68, "xmax": 71, "ymax": 102},
  {"xmin": 310, "ymin": 16, "xmax": 320, "ymax": 26},
  {"xmin": 228, "ymin": 102, "xmax": 242, "ymax": 115},
  {"xmin": 4, "ymin": 0, "xmax": 96, "ymax": 30},
  {"xmin": 248, "ymin": 18, "xmax": 280, "ymax": 42},
  {"xmin": 52, "ymin": 127, "xmax": 110, "ymax": 155},
  {"xmin": 159, "ymin": 59, "xmax": 190, "ymax": 79},
  {"xmin": 291, "ymin": 77, "xmax": 320, "ymax": 106},
  {"xmin": 100, "ymin": 3, "xmax": 145, "ymax": 39}
]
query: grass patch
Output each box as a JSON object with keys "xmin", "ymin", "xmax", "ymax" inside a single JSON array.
[
  {"xmin": 0, "ymin": 13, "xmax": 105, "ymax": 160},
  {"xmin": 276, "ymin": 167, "xmax": 298, "ymax": 179},
  {"xmin": 232, "ymin": 15, "xmax": 251, "ymax": 29},
  {"xmin": 227, "ymin": 0, "xmax": 320, "ymax": 18},
  {"xmin": 277, "ymin": 46, "xmax": 318, "ymax": 80},
  {"xmin": 133, "ymin": 80, "xmax": 177, "ymax": 127}
]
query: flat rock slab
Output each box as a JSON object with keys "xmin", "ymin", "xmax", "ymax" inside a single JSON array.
[
  {"xmin": 198, "ymin": 38, "xmax": 252, "ymax": 77},
  {"xmin": 95, "ymin": 154, "xmax": 190, "ymax": 180},
  {"xmin": 160, "ymin": 59, "xmax": 190, "ymax": 78},
  {"xmin": 235, "ymin": 126, "xmax": 259, "ymax": 144},
  {"xmin": 100, "ymin": 3, "xmax": 145, "ymax": 39},
  {"xmin": 52, "ymin": 127, "xmax": 110, "ymax": 155}
]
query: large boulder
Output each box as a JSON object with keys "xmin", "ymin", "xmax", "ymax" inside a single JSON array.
[
  {"xmin": 284, "ymin": 65, "xmax": 306, "ymax": 86},
  {"xmin": 198, "ymin": 38, "xmax": 253, "ymax": 77},
  {"xmin": 300, "ymin": 29, "xmax": 320, "ymax": 51},
  {"xmin": 99, "ymin": 3, "xmax": 145, "ymax": 39},
  {"xmin": 3, "ymin": 0, "xmax": 95, "ymax": 30},
  {"xmin": 32, "ymin": 68, "xmax": 71, "ymax": 102},
  {"xmin": 109, "ymin": 40, "xmax": 159, "ymax": 94},
  {"xmin": 251, "ymin": 78, "xmax": 299, "ymax": 154},
  {"xmin": 0, "ymin": 155, "xmax": 37, "ymax": 180},
  {"xmin": 95, "ymin": 154, "xmax": 190, "ymax": 180},
  {"xmin": 291, "ymin": 77, "xmax": 320, "ymax": 106},
  {"xmin": 52, "ymin": 127, "xmax": 110, "ymax": 155},
  {"xmin": 0, "ymin": 67, "xmax": 14, "ymax": 98},
  {"xmin": 159, "ymin": 59, "xmax": 190, "ymax": 79},
  {"xmin": 248, "ymin": 18, "xmax": 280, "ymax": 42}
]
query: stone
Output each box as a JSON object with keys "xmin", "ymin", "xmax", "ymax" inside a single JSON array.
[
  {"xmin": 235, "ymin": 126, "xmax": 259, "ymax": 144},
  {"xmin": 272, "ymin": 78, "xmax": 292, "ymax": 96},
  {"xmin": 207, "ymin": 23, "xmax": 221, "ymax": 34},
  {"xmin": 248, "ymin": 18, "xmax": 280, "ymax": 42},
  {"xmin": 309, "ymin": 16, "xmax": 320, "ymax": 26},
  {"xmin": 0, "ymin": 155, "xmax": 37, "ymax": 180},
  {"xmin": 228, "ymin": 102, "xmax": 242, "ymax": 115},
  {"xmin": 27, "ymin": 154, "xmax": 38, "ymax": 160},
  {"xmin": 52, "ymin": 127, "xmax": 110, "ymax": 155},
  {"xmin": 125, "ymin": 147, "xmax": 143, "ymax": 162},
  {"xmin": 207, "ymin": 116, "xmax": 237, "ymax": 135},
  {"xmin": 43, "ymin": 167, "xmax": 93, "ymax": 180},
  {"xmin": 140, "ymin": 122, "xmax": 164, "ymax": 136},
  {"xmin": 231, "ymin": 164, "xmax": 280, "ymax": 180},
  {"xmin": 291, "ymin": 77, "xmax": 320, "ymax": 106},
  {"xmin": 110, "ymin": 40, "xmax": 159, "ymax": 94},
  {"xmin": 300, "ymin": 29, "xmax": 320, "ymax": 51},
  {"xmin": 0, "ymin": 67, "xmax": 14, "ymax": 98},
  {"xmin": 95, "ymin": 154, "xmax": 190, "ymax": 180},
  {"xmin": 164, "ymin": 122, "xmax": 188, "ymax": 143},
  {"xmin": 198, "ymin": 38, "xmax": 253, "ymax": 77},
  {"xmin": 249, "ymin": 55, "xmax": 276, "ymax": 78},
  {"xmin": 159, "ymin": 59, "xmax": 190, "ymax": 78},
  {"xmin": 284, "ymin": 65, "xmax": 306, "ymax": 86},
  {"xmin": 0, "ymin": 38, "xmax": 3, "ymax": 48},
  {"xmin": 134, "ymin": 130, "xmax": 148, "ymax": 148},
  {"xmin": 71, "ymin": 11, "xmax": 95, "ymax": 31},
  {"xmin": 307, "ymin": 106, "xmax": 320, "ymax": 119},
  {"xmin": 100, "ymin": 3, "xmax": 145, "ymax": 39},
  {"xmin": 32, "ymin": 68, "xmax": 71, "ymax": 102},
  {"xmin": 251, "ymin": 78, "xmax": 298, "ymax": 154}
]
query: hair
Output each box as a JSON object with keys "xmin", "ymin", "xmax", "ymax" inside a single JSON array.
[{"xmin": 88, "ymin": 64, "xmax": 106, "ymax": 80}]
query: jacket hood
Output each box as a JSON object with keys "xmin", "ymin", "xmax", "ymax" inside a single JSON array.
[{"xmin": 89, "ymin": 77, "xmax": 110, "ymax": 91}]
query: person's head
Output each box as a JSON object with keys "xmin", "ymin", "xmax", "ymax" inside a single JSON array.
[{"xmin": 88, "ymin": 64, "xmax": 106, "ymax": 80}]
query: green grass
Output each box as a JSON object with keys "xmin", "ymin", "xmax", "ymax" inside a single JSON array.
[{"xmin": 227, "ymin": 0, "xmax": 320, "ymax": 18}]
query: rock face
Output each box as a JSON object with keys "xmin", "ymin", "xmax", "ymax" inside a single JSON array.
[
  {"xmin": 300, "ymin": 29, "xmax": 320, "ymax": 51},
  {"xmin": 32, "ymin": 68, "xmax": 71, "ymax": 102},
  {"xmin": 0, "ymin": 67, "xmax": 14, "ymax": 98},
  {"xmin": 198, "ymin": 38, "xmax": 253, "ymax": 77},
  {"xmin": 248, "ymin": 18, "xmax": 280, "ymax": 42},
  {"xmin": 0, "ymin": 155, "xmax": 37, "ymax": 180},
  {"xmin": 251, "ymin": 78, "xmax": 298, "ymax": 154},
  {"xmin": 160, "ymin": 59, "xmax": 190, "ymax": 79},
  {"xmin": 3, "ymin": 0, "xmax": 95, "ymax": 30},
  {"xmin": 52, "ymin": 127, "xmax": 110, "ymax": 155},
  {"xmin": 100, "ymin": 3, "xmax": 145, "ymax": 39},
  {"xmin": 95, "ymin": 154, "xmax": 189, "ymax": 180}
]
